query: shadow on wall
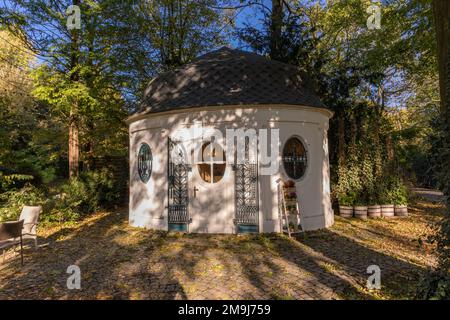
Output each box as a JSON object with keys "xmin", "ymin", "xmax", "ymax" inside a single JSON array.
[{"xmin": 130, "ymin": 107, "xmax": 281, "ymax": 232}]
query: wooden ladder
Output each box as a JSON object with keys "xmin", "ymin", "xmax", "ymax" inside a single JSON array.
[{"xmin": 281, "ymin": 184, "xmax": 301, "ymax": 237}]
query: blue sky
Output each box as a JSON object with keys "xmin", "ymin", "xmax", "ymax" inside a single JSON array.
[{"xmin": 229, "ymin": 0, "xmax": 270, "ymax": 49}]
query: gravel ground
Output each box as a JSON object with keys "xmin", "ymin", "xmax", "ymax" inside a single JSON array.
[{"xmin": 0, "ymin": 191, "xmax": 444, "ymax": 300}]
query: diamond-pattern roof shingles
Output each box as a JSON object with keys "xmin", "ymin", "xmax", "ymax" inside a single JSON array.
[{"xmin": 137, "ymin": 47, "xmax": 326, "ymax": 115}]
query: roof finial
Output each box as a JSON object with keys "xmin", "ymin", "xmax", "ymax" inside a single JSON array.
[{"xmin": 218, "ymin": 45, "xmax": 234, "ymax": 51}]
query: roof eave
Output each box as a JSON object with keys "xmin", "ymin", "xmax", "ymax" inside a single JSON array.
[{"xmin": 125, "ymin": 104, "xmax": 333, "ymax": 125}]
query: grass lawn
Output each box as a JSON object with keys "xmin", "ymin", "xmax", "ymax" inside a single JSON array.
[{"xmin": 0, "ymin": 193, "xmax": 444, "ymax": 300}]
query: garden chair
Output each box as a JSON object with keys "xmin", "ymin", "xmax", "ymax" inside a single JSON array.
[
  {"xmin": 0, "ymin": 220, "xmax": 24, "ymax": 266},
  {"xmin": 19, "ymin": 206, "xmax": 42, "ymax": 249}
]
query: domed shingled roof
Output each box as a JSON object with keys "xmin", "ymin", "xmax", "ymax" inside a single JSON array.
[{"xmin": 135, "ymin": 47, "xmax": 326, "ymax": 115}]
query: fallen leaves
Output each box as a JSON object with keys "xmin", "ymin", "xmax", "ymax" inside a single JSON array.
[{"xmin": 0, "ymin": 195, "xmax": 444, "ymax": 300}]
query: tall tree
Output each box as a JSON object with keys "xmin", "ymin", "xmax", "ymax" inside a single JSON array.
[
  {"xmin": 433, "ymin": 0, "xmax": 450, "ymax": 117},
  {"xmin": 1, "ymin": 0, "xmax": 229, "ymax": 177},
  {"xmin": 68, "ymin": 0, "xmax": 81, "ymax": 177},
  {"xmin": 269, "ymin": 0, "xmax": 283, "ymax": 60},
  {"xmin": 419, "ymin": 0, "xmax": 450, "ymax": 299},
  {"xmin": 2, "ymin": 2, "xmax": 123, "ymax": 176},
  {"xmin": 0, "ymin": 28, "xmax": 63, "ymax": 184}
]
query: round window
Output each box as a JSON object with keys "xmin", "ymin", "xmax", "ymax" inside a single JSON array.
[
  {"xmin": 282, "ymin": 137, "xmax": 307, "ymax": 180},
  {"xmin": 197, "ymin": 142, "xmax": 226, "ymax": 183},
  {"xmin": 138, "ymin": 143, "xmax": 152, "ymax": 183}
]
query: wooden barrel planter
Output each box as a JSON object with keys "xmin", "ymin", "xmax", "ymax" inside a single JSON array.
[
  {"xmin": 354, "ymin": 206, "xmax": 368, "ymax": 219},
  {"xmin": 395, "ymin": 205, "xmax": 408, "ymax": 217},
  {"xmin": 381, "ymin": 204, "xmax": 395, "ymax": 217},
  {"xmin": 339, "ymin": 205, "xmax": 353, "ymax": 218},
  {"xmin": 368, "ymin": 205, "xmax": 381, "ymax": 218}
]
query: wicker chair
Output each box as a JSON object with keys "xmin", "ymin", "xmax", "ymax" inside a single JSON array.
[{"xmin": 0, "ymin": 220, "xmax": 24, "ymax": 265}]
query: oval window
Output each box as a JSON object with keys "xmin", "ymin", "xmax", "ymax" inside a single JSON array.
[
  {"xmin": 282, "ymin": 137, "xmax": 307, "ymax": 180},
  {"xmin": 138, "ymin": 143, "xmax": 152, "ymax": 183},
  {"xmin": 197, "ymin": 142, "xmax": 226, "ymax": 183}
]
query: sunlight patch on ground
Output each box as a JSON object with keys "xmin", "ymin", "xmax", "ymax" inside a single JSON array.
[{"xmin": 0, "ymin": 196, "xmax": 445, "ymax": 300}]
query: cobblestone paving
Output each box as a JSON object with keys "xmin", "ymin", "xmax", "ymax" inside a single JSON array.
[{"xmin": 0, "ymin": 197, "xmax": 443, "ymax": 300}]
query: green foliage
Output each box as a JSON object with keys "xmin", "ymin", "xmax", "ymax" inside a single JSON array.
[
  {"xmin": 335, "ymin": 137, "xmax": 383, "ymax": 206},
  {"xmin": 334, "ymin": 137, "xmax": 409, "ymax": 206},
  {"xmin": 335, "ymin": 161, "xmax": 361, "ymax": 206},
  {"xmin": 379, "ymin": 176, "xmax": 409, "ymax": 205},
  {"xmin": 0, "ymin": 168, "xmax": 121, "ymax": 223},
  {"xmin": 418, "ymin": 116, "xmax": 450, "ymax": 299},
  {"xmin": 390, "ymin": 84, "xmax": 440, "ymax": 188},
  {"xmin": 0, "ymin": 30, "xmax": 62, "ymax": 185},
  {"xmin": 338, "ymin": 192, "xmax": 357, "ymax": 207},
  {"xmin": 416, "ymin": 271, "xmax": 450, "ymax": 300},
  {"xmin": 80, "ymin": 169, "xmax": 120, "ymax": 209},
  {"xmin": 0, "ymin": 173, "xmax": 34, "ymax": 192},
  {"xmin": 49, "ymin": 169, "xmax": 120, "ymax": 221},
  {"xmin": 32, "ymin": 63, "xmax": 128, "ymax": 160},
  {"xmin": 56, "ymin": 178, "xmax": 89, "ymax": 220},
  {"xmin": 0, "ymin": 183, "xmax": 46, "ymax": 222}
]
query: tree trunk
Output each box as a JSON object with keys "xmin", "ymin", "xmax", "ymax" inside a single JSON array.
[
  {"xmin": 372, "ymin": 116, "xmax": 382, "ymax": 177},
  {"xmin": 338, "ymin": 113, "xmax": 345, "ymax": 165},
  {"xmin": 69, "ymin": 111, "xmax": 79, "ymax": 178},
  {"xmin": 270, "ymin": 0, "xmax": 283, "ymax": 61},
  {"xmin": 431, "ymin": 0, "xmax": 450, "ymax": 277},
  {"xmin": 68, "ymin": 0, "xmax": 80, "ymax": 178},
  {"xmin": 84, "ymin": 15, "xmax": 96, "ymax": 172},
  {"xmin": 350, "ymin": 113, "xmax": 357, "ymax": 151},
  {"xmin": 386, "ymin": 134, "xmax": 394, "ymax": 162},
  {"xmin": 433, "ymin": 0, "xmax": 450, "ymax": 116}
]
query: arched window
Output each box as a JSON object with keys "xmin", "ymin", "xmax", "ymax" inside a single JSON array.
[
  {"xmin": 138, "ymin": 143, "xmax": 152, "ymax": 183},
  {"xmin": 197, "ymin": 142, "xmax": 226, "ymax": 183},
  {"xmin": 282, "ymin": 137, "xmax": 307, "ymax": 180}
]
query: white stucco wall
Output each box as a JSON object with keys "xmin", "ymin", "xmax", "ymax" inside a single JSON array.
[{"xmin": 128, "ymin": 105, "xmax": 334, "ymax": 233}]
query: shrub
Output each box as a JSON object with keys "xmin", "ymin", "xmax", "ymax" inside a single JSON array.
[
  {"xmin": 334, "ymin": 146, "xmax": 379, "ymax": 206},
  {"xmin": 81, "ymin": 169, "xmax": 120, "ymax": 207},
  {"xmin": 49, "ymin": 168, "xmax": 120, "ymax": 221},
  {"xmin": 338, "ymin": 192, "xmax": 357, "ymax": 206},
  {"xmin": 0, "ymin": 183, "xmax": 46, "ymax": 222},
  {"xmin": 0, "ymin": 168, "xmax": 121, "ymax": 223},
  {"xmin": 416, "ymin": 107, "xmax": 450, "ymax": 300},
  {"xmin": 379, "ymin": 176, "xmax": 408, "ymax": 205},
  {"xmin": 55, "ymin": 177, "xmax": 90, "ymax": 218},
  {"xmin": 416, "ymin": 271, "xmax": 450, "ymax": 300},
  {"xmin": 335, "ymin": 161, "xmax": 362, "ymax": 206},
  {"xmin": 0, "ymin": 172, "xmax": 34, "ymax": 193}
]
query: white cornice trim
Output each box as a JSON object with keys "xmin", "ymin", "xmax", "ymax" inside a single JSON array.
[{"xmin": 125, "ymin": 104, "xmax": 334, "ymax": 125}]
